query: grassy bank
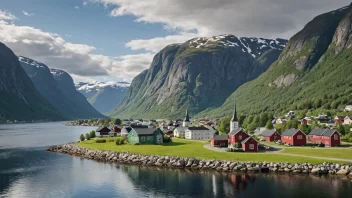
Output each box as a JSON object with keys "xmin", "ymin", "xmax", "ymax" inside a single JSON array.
[{"xmin": 79, "ymin": 138, "xmax": 346, "ymax": 164}]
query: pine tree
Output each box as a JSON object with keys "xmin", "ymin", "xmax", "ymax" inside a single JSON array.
[{"xmin": 265, "ymin": 120, "xmax": 274, "ymax": 129}]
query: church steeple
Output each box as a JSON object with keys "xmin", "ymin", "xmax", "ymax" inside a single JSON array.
[
  {"xmin": 183, "ymin": 108, "xmax": 191, "ymax": 127},
  {"xmin": 231, "ymin": 103, "xmax": 238, "ymax": 122},
  {"xmin": 184, "ymin": 108, "xmax": 190, "ymax": 122}
]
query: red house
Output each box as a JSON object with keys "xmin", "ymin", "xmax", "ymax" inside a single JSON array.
[
  {"xmin": 165, "ymin": 130, "xmax": 174, "ymax": 137},
  {"xmin": 281, "ymin": 129, "xmax": 306, "ymax": 146},
  {"xmin": 301, "ymin": 119, "xmax": 308, "ymax": 125},
  {"xmin": 334, "ymin": 116, "xmax": 345, "ymax": 125},
  {"xmin": 211, "ymin": 135, "xmax": 228, "ymax": 147},
  {"xmin": 228, "ymin": 129, "xmax": 249, "ymax": 147},
  {"xmin": 112, "ymin": 126, "xmax": 121, "ymax": 132},
  {"xmin": 259, "ymin": 129, "xmax": 281, "ymax": 142},
  {"xmin": 96, "ymin": 126, "xmax": 111, "ymax": 136},
  {"xmin": 241, "ymin": 136, "xmax": 259, "ymax": 152},
  {"xmin": 308, "ymin": 129, "xmax": 341, "ymax": 146},
  {"xmin": 344, "ymin": 116, "xmax": 352, "ymax": 125}
]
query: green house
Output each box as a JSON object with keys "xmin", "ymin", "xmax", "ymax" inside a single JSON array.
[{"xmin": 128, "ymin": 128, "xmax": 164, "ymax": 144}]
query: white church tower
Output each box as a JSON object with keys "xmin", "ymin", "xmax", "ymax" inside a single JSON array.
[
  {"xmin": 230, "ymin": 104, "xmax": 239, "ymax": 132},
  {"xmin": 183, "ymin": 109, "xmax": 191, "ymax": 127}
]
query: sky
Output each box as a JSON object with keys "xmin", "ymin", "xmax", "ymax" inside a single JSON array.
[{"xmin": 0, "ymin": 0, "xmax": 350, "ymax": 83}]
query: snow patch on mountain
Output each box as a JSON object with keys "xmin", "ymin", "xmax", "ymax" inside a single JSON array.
[
  {"xmin": 75, "ymin": 81, "xmax": 130, "ymax": 93},
  {"xmin": 18, "ymin": 56, "xmax": 47, "ymax": 69}
]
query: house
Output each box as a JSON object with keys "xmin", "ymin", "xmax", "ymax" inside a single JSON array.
[
  {"xmin": 228, "ymin": 128, "xmax": 249, "ymax": 147},
  {"xmin": 127, "ymin": 128, "xmax": 164, "ymax": 144},
  {"xmin": 174, "ymin": 127, "xmax": 187, "ymax": 138},
  {"xmin": 345, "ymin": 105, "xmax": 352, "ymax": 112},
  {"xmin": 210, "ymin": 135, "xmax": 228, "ymax": 147},
  {"xmin": 308, "ymin": 129, "xmax": 341, "ymax": 146},
  {"xmin": 121, "ymin": 126, "xmax": 132, "ymax": 137},
  {"xmin": 327, "ymin": 119, "xmax": 336, "ymax": 127},
  {"xmin": 241, "ymin": 136, "xmax": 259, "ymax": 152},
  {"xmin": 112, "ymin": 125, "xmax": 121, "ymax": 132},
  {"xmin": 254, "ymin": 127, "xmax": 266, "ymax": 136},
  {"xmin": 281, "ymin": 129, "xmax": 306, "ymax": 146},
  {"xmin": 317, "ymin": 114, "xmax": 330, "ymax": 124},
  {"xmin": 275, "ymin": 118, "xmax": 286, "ymax": 125},
  {"xmin": 301, "ymin": 118, "xmax": 308, "ymax": 125},
  {"xmin": 334, "ymin": 116, "xmax": 345, "ymax": 125},
  {"xmin": 344, "ymin": 116, "xmax": 352, "ymax": 125},
  {"xmin": 259, "ymin": 129, "xmax": 281, "ymax": 142},
  {"xmin": 285, "ymin": 111, "xmax": 296, "ymax": 119},
  {"xmin": 185, "ymin": 126, "xmax": 215, "ymax": 140},
  {"xmin": 96, "ymin": 126, "xmax": 111, "ymax": 136}
]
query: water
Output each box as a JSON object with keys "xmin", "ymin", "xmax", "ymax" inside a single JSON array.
[{"xmin": 0, "ymin": 123, "xmax": 351, "ymax": 198}]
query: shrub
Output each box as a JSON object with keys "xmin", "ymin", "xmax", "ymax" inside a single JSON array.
[
  {"xmin": 108, "ymin": 138, "xmax": 115, "ymax": 142},
  {"xmin": 79, "ymin": 134, "xmax": 85, "ymax": 141},
  {"xmin": 95, "ymin": 139, "xmax": 107, "ymax": 143},
  {"xmin": 163, "ymin": 136, "xmax": 171, "ymax": 143},
  {"xmin": 234, "ymin": 142, "xmax": 242, "ymax": 148},
  {"xmin": 85, "ymin": 133, "xmax": 91, "ymax": 140},
  {"xmin": 89, "ymin": 130, "xmax": 96, "ymax": 138},
  {"xmin": 115, "ymin": 137, "xmax": 125, "ymax": 145}
]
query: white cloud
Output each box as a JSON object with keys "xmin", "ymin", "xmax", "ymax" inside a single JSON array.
[
  {"xmin": 74, "ymin": 6, "xmax": 80, "ymax": 9},
  {"xmin": 22, "ymin": 11, "xmax": 34, "ymax": 16},
  {"xmin": 83, "ymin": 1, "xmax": 89, "ymax": 6},
  {"xmin": 0, "ymin": 10, "xmax": 18, "ymax": 21}
]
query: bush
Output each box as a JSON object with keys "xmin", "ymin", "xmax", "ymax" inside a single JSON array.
[
  {"xmin": 115, "ymin": 137, "xmax": 126, "ymax": 145},
  {"xmin": 89, "ymin": 130, "xmax": 96, "ymax": 138},
  {"xmin": 85, "ymin": 133, "xmax": 91, "ymax": 140},
  {"xmin": 234, "ymin": 142, "xmax": 242, "ymax": 149},
  {"xmin": 79, "ymin": 134, "xmax": 85, "ymax": 141},
  {"xmin": 107, "ymin": 138, "xmax": 115, "ymax": 142},
  {"xmin": 163, "ymin": 136, "xmax": 172, "ymax": 143},
  {"xmin": 95, "ymin": 139, "xmax": 107, "ymax": 143}
]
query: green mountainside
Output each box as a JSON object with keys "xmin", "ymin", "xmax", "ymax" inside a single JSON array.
[{"xmin": 197, "ymin": 5, "xmax": 352, "ymax": 118}]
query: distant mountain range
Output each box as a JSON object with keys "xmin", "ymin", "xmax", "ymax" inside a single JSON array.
[
  {"xmin": 0, "ymin": 43, "xmax": 64, "ymax": 121},
  {"xmin": 18, "ymin": 56, "xmax": 105, "ymax": 119},
  {"xmin": 107, "ymin": 35, "xmax": 287, "ymax": 119},
  {"xmin": 75, "ymin": 81, "xmax": 130, "ymax": 113}
]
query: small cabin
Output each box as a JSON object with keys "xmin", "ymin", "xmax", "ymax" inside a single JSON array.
[
  {"xmin": 241, "ymin": 136, "xmax": 258, "ymax": 152},
  {"xmin": 210, "ymin": 134, "xmax": 228, "ymax": 147},
  {"xmin": 259, "ymin": 129, "xmax": 281, "ymax": 142},
  {"xmin": 127, "ymin": 128, "xmax": 164, "ymax": 145},
  {"xmin": 96, "ymin": 126, "xmax": 111, "ymax": 136},
  {"xmin": 281, "ymin": 129, "xmax": 306, "ymax": 146}
]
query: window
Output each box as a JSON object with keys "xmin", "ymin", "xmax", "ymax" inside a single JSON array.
[
  {"xmin": 239, "ymin": 135, "xmax": 242, "ymax": 140},
  {"xmin": 141, "ymin": 136, "xmax": 145, "ymax": 142},
  {"xmin": 249, "ymin": 144, "xmax": 254, "ymax": 149},
  {"xmin": 334, "ymin": 134, "xmax": 338, "ymax": 140},
  {"xmin": 297, "ymin": 135, "xmax": 303, "ymax": 139}
]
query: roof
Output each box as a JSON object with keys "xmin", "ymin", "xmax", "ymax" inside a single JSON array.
[
  {"xmin": 96, "ymin": 126, "xmax": 111, "ymax": 132},
  {"xmin": 212, "ymin": 135, "xmax": 228, "ymax": 141},
  {"xmin": 309, "ymin": 128, "xmax": 339, "ymax": 137},
  {"xmin": 133, "ymin": 128, "xmax": 160, "ymax": 136},
  {"xmin": 282, "ymin": 128, "xmax": 301, "ymax": 136},
  {"xmin": 260, "ymin": 129, "xmax": 277, "ymax": 137},
  {"xmin": 187, "ymin": 126, "xmax": 209, "ymax": 131},
  {"xmin": 130, "ymin": 124, "xmax": 148, "ymax": 128},
  {"xmin": 241, "ymin": 136, "xmax": 258, "ymax": 144},
  {"xmin": 184, "ymin": 109, "xmax": 190, "ymax": 122},
  {"xmin": 335, "ymin": 116, "xmax": 345, "ymax": 120},
  {"xmin": 231, "ymin": 103, "xmax": 238, "ymax": 122},
  {"xmin": 174, "ymin": 127, "xmax": 187, "ymax": 132},
  {"xmin": 228, "ymin": 128, "xmax": 246, "ymax": 136}
]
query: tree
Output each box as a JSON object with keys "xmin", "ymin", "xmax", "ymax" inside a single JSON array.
[
  {"xmin": 79, "ymin": 134, "xmax": 85, "ymax": 141},
  {"xmin": 252, "ymin": 115, "xmax": 260, "ymax": 125},
  {"xmin": 90, "ymin": 130, "xmax": 96, "ymax": 138},
  {"xmin": 259, "ymin": 112, "xmax": 269, "ymax": 127},
  {"xmin": 299, "ymin": 124, "xmax": 311, "ymax": 135},
  {"xmin": 265, "ymin": 120, "xmax": 274, "ymax": 129},
  {"xmin": 313, "ymin": 99, "xmax": 322, "ymax": 109},
  {"xmin": 85, "ymin": 133, "xmax": 91, "ymax": 140},
  {"xmin": 218, "ymin": 116, "xmax": 231, "ymax": 134},
  {"xmin": 239, "ymin": 115, "xmax": 246, "ymax": 127},
  {"xmin": 247, "ymin": 123, "xmax": 257, "ymax": 133},
  {"xmin": 337, "ymin": 123, "xmax": 346, "ymax": 136}
]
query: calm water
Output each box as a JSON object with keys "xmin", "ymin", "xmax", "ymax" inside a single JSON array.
[{"xmin": 0, "ymin": 123, "xmax": 351, "ymax": 198}]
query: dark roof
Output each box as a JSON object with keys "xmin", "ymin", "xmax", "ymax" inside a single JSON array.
[
  {"xmin": 309, "ymin": 128, "xmax": 339, "ymax": 137},
  {"xmin": 282, "ymin": 128, "xmax": 301, "ymax": 136},
  {"xmin": 96, "ymin": 126, "xmax": 111, "ymax": 132},
  {"xmin": 187, "ymin": 126, "xmax": 209, "ymax": 130},
  {"xmin": 228, "ymin": 128, "xmax": 246, "ymax": 136},
  {"xmin": 133, "ymin": 128, "xmax": 160, "ymax": 135},
  {"xmin": 130, "ymin": 124, "xmax": 148, "ymax": 128},
  {"xmin": 260, "ymin": 129, "xmax": 277, "ymax": 137},
  {"xmin": 184, "ymin": 109, "xmax": 190, "ymax": 122},
  {"xmin": 212, "ymin": 135, "xmax": 228, "ymax": 141},
  {"xmin": 231, "ymin": 103, "xmax": 238, "ymax": 122},
  {"xmin": 241, "ymin": 136, "xmax": 258, "ymax": 144}
]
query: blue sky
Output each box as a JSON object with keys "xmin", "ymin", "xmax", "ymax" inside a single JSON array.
[{"xmin": 0, "ymin": 0, "xmax": 349, "ymax": 82}]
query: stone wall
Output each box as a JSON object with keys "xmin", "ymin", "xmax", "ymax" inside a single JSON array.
[{"xmin": 47, "ymin": 143, "xmax": 352, "ymax": 177}]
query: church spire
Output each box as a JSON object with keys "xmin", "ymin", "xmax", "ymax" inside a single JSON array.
[
  {"xmin": 185, "ymin": 108, "xmax": 190, "ymax": 122},
  {"xmin": 231, "ymin": 103, "xmax": 238, "ymax": 122}
]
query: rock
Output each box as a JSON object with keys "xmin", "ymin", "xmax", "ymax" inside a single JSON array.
[
  {"xmin": 337, "ymin": 169, "xmax": 348, "ymax": 175},
  {"xmin": 284, "ymin": 168, "xmax": 291, "ymax": 172},
  {"xmin": 311, "ymin": 168, "xmax": 320, "ymax": 174}
]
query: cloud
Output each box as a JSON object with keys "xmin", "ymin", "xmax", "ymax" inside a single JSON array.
[
  {"xmin": 74, "ymin": 6, "xmax": 80, "ymax": 9},
  {"xmin": 95, "ymin": 0, "xmax": 351, "ymax": 39},
  {"xmin": 22, "ymin": 11, "xmax": 34, "ymax": 16},
  {"xmin": 0, "ymin": 14, "xmax": 153, "ymax": 81},
  {"xmin": 83, "ymin": 1, "xmax": 89, "ymax": 6},
  {"xmin": 0, "ymin": 10, "xmax": 18, "ymax": 21}
]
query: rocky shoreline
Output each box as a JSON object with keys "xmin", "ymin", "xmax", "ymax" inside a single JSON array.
[{"xmin": 47, "ymin": 143, "xmax": 352, "ymax": 177}]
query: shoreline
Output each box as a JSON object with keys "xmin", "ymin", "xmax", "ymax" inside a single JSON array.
[{"xmin": 47, "ymin": 143, "xmax": 352, "ymax": 178}]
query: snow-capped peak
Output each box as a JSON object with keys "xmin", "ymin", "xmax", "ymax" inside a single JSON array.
[
  {"xmin": 75, "ymin": 81, "xmax": 130, "ymax": 93},
  {"xmin": 18, "ymin": 56, "xmax": 47, "ymax": 69}
]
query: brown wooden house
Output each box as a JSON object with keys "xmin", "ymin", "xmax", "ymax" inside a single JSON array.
[{"xmin": 96, "ymin": 126, "xmax": 111, "ymax": 136}]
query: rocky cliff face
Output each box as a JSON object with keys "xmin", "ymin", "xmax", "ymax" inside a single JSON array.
[
  {"xmin": 108, "ymin": 35, "xmax": 287, "ymax": 119},
  {"xmin": 199, "ymin": 5, "xmax": 352, "ymax": 118},
  {"xmin": 75, "ymin": 81, "xmax": 129, "ymax": 113},
  {"xmin": 19, "ymin": 56, "xmax": 105, "ymax": 119},
  {"xmin": 0, "ymin": 43, "xmax": 64, "ymax": 121}
]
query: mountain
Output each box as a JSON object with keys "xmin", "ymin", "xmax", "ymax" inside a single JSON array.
[
  {"xmin": 198, "ymin": 5, "xmax": 352, "ymax": 118},
  {"xmin": 0, "ymin": 42, "xmax": 64, "ymax": 121},
  {"xmin": 108, "ymin": 35, "xmax": 287, "ymax": 119},
  {"xmin": 18, "ymin": 56, "xmax": 105, "ymax": 119},
  {"xmin": 75, "ymin": 81, "xmax": 130, "ymax": 113}
]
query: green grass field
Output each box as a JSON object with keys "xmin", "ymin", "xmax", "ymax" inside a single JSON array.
[
  {"xmin": 79, "ymin": 138, "xmax": 346, "ymax": 164},
  {"xmin": 281, "ymin": 148, "xmax": 352, "ymax": 160}
]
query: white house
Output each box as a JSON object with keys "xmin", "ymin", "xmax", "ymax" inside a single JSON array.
[
  {"xmin": 185, "ymin": 126, "xmax": 216, "ymax": 140},
  {"xmin": 345, "ymin": 105, "xmax": 352, "ymax": 112},
  {"xmin": 173, "ymin": 127, "xmax": 187, "ymax": 137}
]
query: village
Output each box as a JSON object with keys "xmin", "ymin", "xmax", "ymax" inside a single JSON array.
[{"xmin": 76, "ymin": 104, "xmax": 352, "ymax": 156}]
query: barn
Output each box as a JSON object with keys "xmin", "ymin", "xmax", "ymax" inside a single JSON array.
[
  {"xmin": 96, "ymin": 126, "xmax": 111, "ymax": 136},
  {"xmin": 210, "ymin": 134, "xmax": 228, "ymax": 147},
  {"xmin": 241, "ymin": 136, "xmax": 258, "ymax": 152},
  {"xmin": 259, "ymin": 129, "xmax": 281, "ymax": 142},
  {"xmin": 308, "ymin": 129, "xmax": 341, "ymax": 146},
  {"xmin": 228, "ymin": 129, "xmax": 249, "ymax": 147},
  {"xmin": 281, "ymin": 129, "xmax": 306, "ymax": 146}
]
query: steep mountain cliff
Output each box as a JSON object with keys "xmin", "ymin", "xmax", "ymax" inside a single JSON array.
[
  {"xmin": 19, "ymin": 56, "xmax": 105, "ymax": 119},
  {"xmin": 199, "ymin": 5, "xmax": 352, "ymax": 118},
  {"xmin": 0, "ymin": 43, "xmax": 64, "ymax": 121},
  {"xmin": 75, "ymin": 81, "xmax": 129, "ymax": 113},
  {"xmin": 108, "ymin": 35, "xmax": 287, "ymax": 119}
]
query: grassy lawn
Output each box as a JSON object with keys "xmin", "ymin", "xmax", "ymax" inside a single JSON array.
[
  {"xmin": 281, "ymin": 148, "xmax": 352, "ymax": 160},
  {"xmin": 79, "ymin": 138, "xmax": 345, "ymax": 164}
]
